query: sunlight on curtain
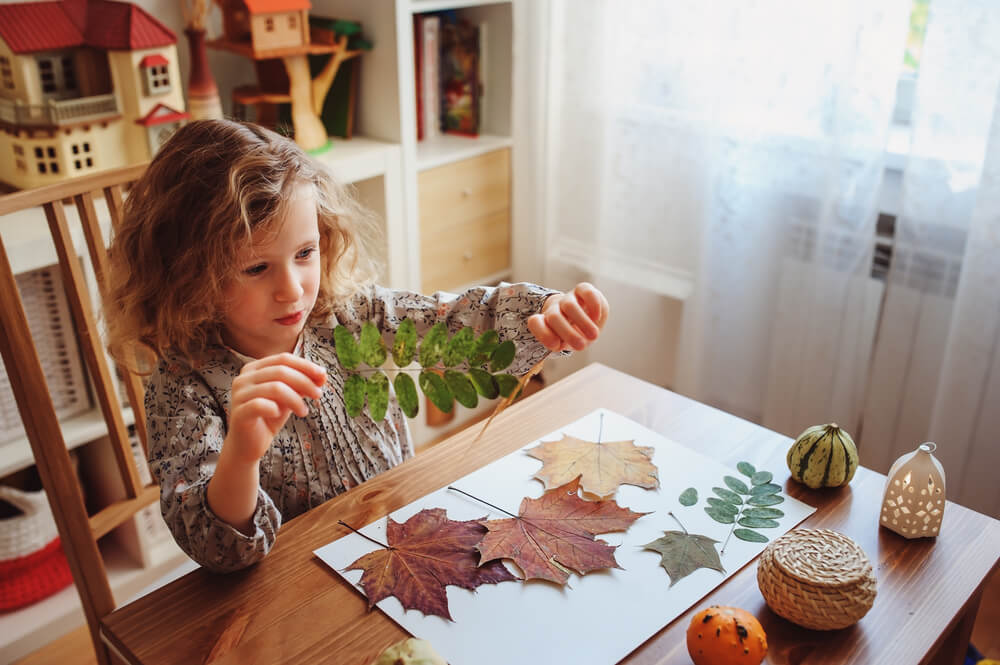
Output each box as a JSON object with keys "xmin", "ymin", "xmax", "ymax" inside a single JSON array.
[{"xmin": 862, "ymin": 0, "xmax": 1000, "ymax": 516}]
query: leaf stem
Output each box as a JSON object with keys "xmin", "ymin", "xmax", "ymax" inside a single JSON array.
[
  {"xmin": 668, "ymin": 511, "xmax": 688, "ymax": 535},
  {"xmin": 337, "ymin": 520, "xmax": 391, "ymax": 549},
  {"xmin": 447, "ymin": 486, "xmax": 518, "ymax": 519},
  {"xmin": 597, "ymin": 412, "xmax": 604, "ymax": 445}
]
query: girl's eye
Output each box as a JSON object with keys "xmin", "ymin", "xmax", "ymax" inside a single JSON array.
[
  {"xmin": 244, "ymin": 263, "xmax": 267, "ymax": 276},
  {"xmin": 297, "ymin": 247, "xmax": 317, "ymax": 260}
]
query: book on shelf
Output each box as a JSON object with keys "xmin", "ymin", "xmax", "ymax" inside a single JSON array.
[
  {"xmin": 439, "ymin": 16, "xmax": 480, "ymax": 137},
  {"xmin": 414, "ymin": 13, "xmax": 441, "ymax": 141}
]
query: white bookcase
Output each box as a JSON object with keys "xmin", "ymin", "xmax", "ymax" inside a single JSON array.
[{"xmin": 0, "ymin": 0, "xmax": 520, "ymax": 660}]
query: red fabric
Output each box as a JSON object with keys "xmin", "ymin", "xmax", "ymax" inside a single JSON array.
[
  {"xmin": 140, "ymin": 54, "xmax": 169, "ymax": 67},
  {"xmin": 0, "ymin": 538, "xmax": 73, "ymax": 612}
]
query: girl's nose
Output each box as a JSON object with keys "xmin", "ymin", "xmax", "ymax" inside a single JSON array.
[{"xmin": 274, "ymin": 266, "xmax": 305, "ymax": 302}]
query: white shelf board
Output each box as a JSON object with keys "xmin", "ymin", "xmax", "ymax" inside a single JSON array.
[
  {"xmin": 416, "ymin": 133, "xmax": 513, "ymax": 171},
  {"xmin": 0, "ymin": 407, "xmax": 134, "ymax": 479},
  {"xmin": 0, "ymin": 538, "xmax": 192, "ymax": 663},
  {"xmin": 408, "ymin": 0, "xmax": 510, "ymax": 14},
  {"xmin": 314, "ymin": 136, "xmax": 400, "ymax": 185}
]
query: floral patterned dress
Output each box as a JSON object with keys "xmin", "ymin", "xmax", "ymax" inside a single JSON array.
[{"xmin": 145, "ymin": 282, "xmax": 557, "ymax": 572}]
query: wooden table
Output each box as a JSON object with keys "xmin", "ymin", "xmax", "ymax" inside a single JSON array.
[{"xmin": 102, "ymin": 364, "xmax": 1000, "ymax": 665}]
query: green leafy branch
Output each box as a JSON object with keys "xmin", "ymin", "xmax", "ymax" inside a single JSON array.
[
  {"xmin": 679, "ymin": 461, "xmax": 785, "ymax": 554},
  {"xmin": 333, "ymin": 319, "xmax": 520, "ymax": 420}
]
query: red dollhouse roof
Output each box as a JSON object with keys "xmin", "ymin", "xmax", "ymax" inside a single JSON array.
[
  {"xmin": 140, "ymin": 54, "xmax": 169, "ymax": 67},
  {"xmin": 243, "ymin": 0, "xmax": 310, "ymax": 15},
  {"xmin": 0, "ymin": 0, "xmax": 175, "ymax": 54},
  {"xmin": 135, "ymin": 103, "xmax": 189, "ymax": 126}
]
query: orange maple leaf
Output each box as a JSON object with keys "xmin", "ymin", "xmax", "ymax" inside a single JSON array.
[
  {"xmin": 345, "ymin": 508, "xmax": 516, "ymax": 620},
  {"xmin": 476, "ymin": 477, "xmax": 648, "ymax": 584},
  {"xmin": 526, "ymin": 433, "xmax": 660, "ymax": 497}
]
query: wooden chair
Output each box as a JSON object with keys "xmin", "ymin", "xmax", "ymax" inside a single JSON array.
[{"xmin": 0, "ymin": 164, "xmax": 158, "ymax": 665}]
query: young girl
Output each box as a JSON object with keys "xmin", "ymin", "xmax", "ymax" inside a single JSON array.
[{"xmin": 105, "ymin": 119, "xmax": 608, "ymax": 573}]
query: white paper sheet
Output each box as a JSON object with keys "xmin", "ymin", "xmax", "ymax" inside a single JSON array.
[{"xmin": 315, "ymin": 409, "xmax": 814, "ymax": 665}]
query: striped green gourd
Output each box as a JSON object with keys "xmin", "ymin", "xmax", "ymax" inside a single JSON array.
[{"xmin": 786, "ymin": 424, "xmax": 859, "ymax": 489}]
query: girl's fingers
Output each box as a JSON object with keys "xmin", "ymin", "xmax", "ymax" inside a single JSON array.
[
  {"xmin": 235, "ymin": 382, "xmax": 309, "ymax": 418},
  {"xmin": 244, "ymin": 352, "xmax": 327, "ymax": 387},
  {"xmin": 527, "ymin": 314, "xmax": 565, "ymax": 352},
  {"xmin": 241, "ymin": 365, "xmax": 323, "ymax": 400},
  {"xmin": 557, "ymin": 294, "xmax": 600, "ymax": 340},
  {"xmin": 238, "ymin": 397, "xmax": 282, "ymax": 421},
  {"xmin": 543, "ymin": 306, "xmax": 588, "ymax": 351},
  {"xmin": 574, "ymin": 283, "xmax": 609, "ymax": 328}
]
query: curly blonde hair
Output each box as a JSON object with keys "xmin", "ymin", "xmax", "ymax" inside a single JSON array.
[{"xmin": 104, "ymin": 119, "xmax": 381, "ymax": 371}]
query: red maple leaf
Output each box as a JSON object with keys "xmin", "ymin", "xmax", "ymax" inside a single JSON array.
[
  {"xmin": 345, "ymin": 508, "xmax": 517, "ymax": 620},
  {"xmin": 476, "ymin": 477, "xmax": 648, "ymax": 584}
]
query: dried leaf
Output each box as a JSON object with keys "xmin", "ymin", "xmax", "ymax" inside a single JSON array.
[
  {"xmin": 643, "ymin": 530, "xmax": 725, "ymax": 587},
  {"xmin": 359, "ymin": 322, "xmax": 387, "ymax": 367},
  {"xmin": 393, "ymin": 372, "xmax": 419, "ymax": 418},
  {"xmin": 334, "ymin": 325, "xmax": 361, "ymax": 369},
  {"xmin": 679, "ymin": 488, "xmax": 698, "ymax": 506},
  {"xmin": 345, "ymin": 508, "xmax": 516, "ymax": 621},
  {"xmin": 526, "ymin": 434, "xmax": 659, "ymax": 497},
  {"xmin": 442, "ymin": 327, "xmax": 476, "ymax": 367},
  {"xmin": 366, "ymin": 371, "xmax": 389, "ymax": 421},
  {"xmin": 391, "ymin": 319, "xmax": 417, "ymax": 367},
  {"xmin": 476, "ymin": 477, "xmax": 647, "ymax": 584}
]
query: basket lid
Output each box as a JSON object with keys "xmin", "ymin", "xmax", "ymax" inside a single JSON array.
[{"xmin": 768, "ymin": 528, "xmax": 873, "ymax": 588}]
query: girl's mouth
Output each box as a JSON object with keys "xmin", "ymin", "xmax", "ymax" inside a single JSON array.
[{"xmin": 276, "ymin": 311, "xmax": 303, "ymax": 326}]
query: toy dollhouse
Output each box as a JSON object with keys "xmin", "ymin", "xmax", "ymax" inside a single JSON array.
[
  {"xmin": 0, "ymin": 0, "xmax": 188, "ymax": 190},
  {"xmin": 208, "ymin": 0, "xmax": 362, "ymax": 151}
]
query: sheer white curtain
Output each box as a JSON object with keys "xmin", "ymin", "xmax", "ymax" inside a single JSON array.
[{"xmin": 522, "ymin": 0, "xmax": 1000, "ymax": 517}]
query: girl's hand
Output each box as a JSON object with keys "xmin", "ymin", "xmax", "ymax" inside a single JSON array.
[
  {"xmin": 528, "ymin": 282, "xmax": 610, "ymax": 352},
  {"xmin": 224, "ymin": 353, "xmax": 327, "ymax": 464}
]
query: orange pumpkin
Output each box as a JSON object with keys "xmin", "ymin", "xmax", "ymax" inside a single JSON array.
[{"xmin": 686, "ymin": 605, "xmax": 768, "ymax": 665}]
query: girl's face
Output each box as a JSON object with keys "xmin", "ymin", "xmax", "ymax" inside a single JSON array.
[{"xmin": 220, "ymin": 183, "xmax": 322, "ymax": 358}]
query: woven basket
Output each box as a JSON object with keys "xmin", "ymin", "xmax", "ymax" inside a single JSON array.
[
  {"xmin": 0, "ymin": 485, "xmax": 73, "ymax": 610},
  {"xmin": 757, "ymin": 528, "xmax": 876, "ymax": 630}
]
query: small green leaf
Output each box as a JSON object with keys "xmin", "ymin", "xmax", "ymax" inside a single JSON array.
[
  {"xmin": 419, "ymin": 370, "xmax": 453, "ymax": 413},
  {"xmin": 678, "ymin": 488, "xmax": 698, "ymax": 506},
  {"xmin": 419, "ymin": 322, "xmax": 448, "ymax": 368},
  {"xmin": 712, "ymin": 487, "xmax": 743, "ymax": 504},
  {"xmin": 724, "ymin": 476, "xmax": 750, "ymax": 495},
  {"xmin": 737, "ymin": 461, "xmax": 756, "ymax": 477},
  {"xmin": 743, "ymin": 506, "xmax": 785, "ymax": 520},
  {"xmin": 747, "ymin": 494, "xmax": 785, "ymax": 506},
  {"xmin": 490, "ymin": 340, "xmax": 516, "ymax": 372},
  {"xmin": 733, "ymin": 528, "xmax": 769, "ymax": 543},
  {"xmin": 494, "ymin": 373, "xmax": 518, "ymax": 398},
  {"xmin": 393, "ymin": 372, "xmax": 419, "ymax": 418},
  {"xmin": 359, "ymin": 322, "xmax": 387, "ymax": 367},
  {"xmin": 333, "ymin": 325, "xmax": 360, "ymax": 370},
  {"xmin": 442, "ymin": 327, "xmax": 476, "ymax": 367},
  {"xmin": 444, "ymin": 370, "xmax": 478, "ymax": 409},
  {"xmin": 392, "ymin": 319, "xmax": 417, "ymax": 367},
  {"xmin": 751, "ymin": 470, "xmax": 773, "ymax": 486},
  {"xmin": 706, "ymin": 497, "xmax": 739, "ymax": 515},
  {"xmin": 472, "ymin": 329, "xmax": 500, "ymax": 361},
  {"xmin": 705, "ymin": 506, "xmax": 736, "ymax": 524},
  {"xmin": 749, "ymin": 482, "xmax": 782, "ymax": 497},
  {"xmin": 738, "ymin": 516, "xmax": 780, "ymax": 529},
  {"xmin": 467, "ymin": 368, "xmax": 498, "ymax": 398},
  {"xmin": 343, "ymin": 374, "xmax": 366, "ymax": 417},
  {"xmin": 366, "ymin": 371, "xmax": 389, "ymax": 420}
]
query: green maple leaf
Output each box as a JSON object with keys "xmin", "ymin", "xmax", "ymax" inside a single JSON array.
[{"xmin": 643, "ymin": 530, "xmax": 726, "ymax": 587}]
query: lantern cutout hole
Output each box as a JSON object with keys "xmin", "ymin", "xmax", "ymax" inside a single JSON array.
[{"xmin": 880, "ymin": 442, "xmax": 945, "ymax": 539}]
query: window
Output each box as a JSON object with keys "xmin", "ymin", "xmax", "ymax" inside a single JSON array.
[
  {"xmin": 141, "ymin": 56, "xmax": 172, "ymax": 95},
  {"xmin": 39, "ymin": 59, "xmax": 56, "ymax": 93},
  {"xmin": 0, "ymin": 56, "xmax": 13, "ymax": 90},
  {"xmin": 34, "ymin": 143, "xmax": 59, "ymax": 175},
  {"xmin": 265, "ymin": 17, "xmax": 274, "ymax": 31},
  {"xmin": 288, "ymin": 15, "xmax": 297, "ymax": 29},
  {"xmin": 71, "ymin": 142, "xmax": 95, "ymax": 171},
  {"xmin": 36, "ymin": 55, "xmax": 77, "ymax": 96}
]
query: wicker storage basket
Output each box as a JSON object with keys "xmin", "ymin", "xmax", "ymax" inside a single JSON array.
[
  {"xmin": 0, "ymin": 485, "xmax": 74, "ymax": 611},
  {"xmin": 757, "ymin": 528, "xmax": 876, "ymax": 630}
]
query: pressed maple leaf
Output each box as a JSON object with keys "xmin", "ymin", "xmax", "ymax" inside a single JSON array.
[
  {"xmin": 344, "ymin": 508, "xmax": 516, "ymax": 620},
  {"xmin": 644, "ymin": 530, "xmax": 725, "ymax": 587},
  {"xmin": 526, "ymin": 433, "xmax": 659, "ymax": 497},
  {"xmin": 476, "ymin": 477, "xmax": 647, "ymax": 584}
]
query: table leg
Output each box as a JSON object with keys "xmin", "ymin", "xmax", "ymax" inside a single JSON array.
[{"xmin": 926, "ymin": 590, "xmax": 983, "ymax": 665}]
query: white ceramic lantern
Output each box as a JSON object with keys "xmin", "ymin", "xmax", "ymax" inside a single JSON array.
[{"xmin": 880, "ymin": 442, "xmax": 946, "ymax": 538}]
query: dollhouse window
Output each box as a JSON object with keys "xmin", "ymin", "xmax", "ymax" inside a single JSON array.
[
  {"xmin": 34, "ymin": 143, "xmax": 58, "ymax": 175},
  {"xmin": 142, "ymin": 60, "xmax": 171, "ymax": 96},
  {"xmin": 288, "ymin": 15, "xmax": 297, "ymax": 29},
  {"xmin": 0, "ymin": 56, "xmax": 13, "ymax": 90},
  {"xmin": 265, "ymin": 17, "xmax": 275, "ymax": 31},
  {"xmin": 39, "ymin": 60, "xmax": 56, "ymax": 93},
  {"xmin": 72, "ymin": 143, "xmax": 94, "ymax": 171}
]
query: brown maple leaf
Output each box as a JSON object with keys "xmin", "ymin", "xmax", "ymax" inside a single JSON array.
[
  {"xmin": 476, "ymin": 477, "xmax": 648, "ymax": 584},
  {"xmin": 344, "ymin": 508, "xmax": 516, "ymax": 620},
  {"xmin": 526, "ymin": 433, "xmax": 660, "ymax": 497}
]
